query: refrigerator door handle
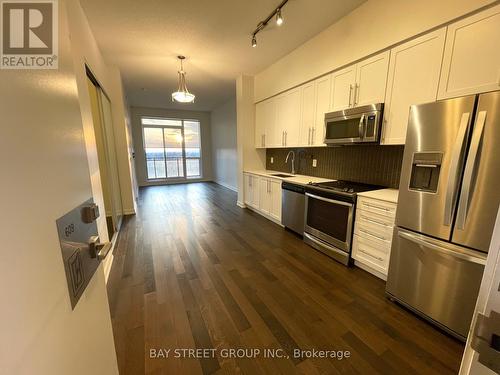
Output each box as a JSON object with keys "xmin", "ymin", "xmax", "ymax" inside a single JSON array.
[
  {"xmin": 456, "ymin": 111, "xmax": 487, "ymax": 230},
  {"xmin": 398, "ymin": 229, "xmax": 486, "ymax": 265},
  {"xmin": 444, "ymin": 112, "xmax": 470, "ymax": 226}
]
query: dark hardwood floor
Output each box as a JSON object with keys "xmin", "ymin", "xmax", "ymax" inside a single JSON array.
[{"xmin": 107, "ymin": 182, "xmax": 464, "ymax": 375}]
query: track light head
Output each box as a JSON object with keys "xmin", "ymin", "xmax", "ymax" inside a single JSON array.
[
  {"xmin": 252, "ymin": 35, "xmax": 257, "ymax": 48},
  {"xmin": 276, "ymin": 8, "xmax": 283, "ymax": 25}
]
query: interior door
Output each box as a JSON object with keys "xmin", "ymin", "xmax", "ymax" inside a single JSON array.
[
  {"xmin": 355, "ymin": 51, "xmax": 389, "ymax": 107},
  {"xmin": 331, "ymin": 65, "xmax": 356, "ymax": 111},
  {"xmin": 87, "ymin": 75, "xmax": 123, "ymax": 238},
  {"xmin": 453, "ymin": 91, "xmax": 500, "ymax": 253},
  {"xmin": 396, "ymin": 95, "xmax": 476, "ymax": 241}
]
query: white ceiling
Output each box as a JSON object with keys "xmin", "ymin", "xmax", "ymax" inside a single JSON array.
[{"xmin": 80, "ymin": 0, "xmax": 366, "ymax": 111}]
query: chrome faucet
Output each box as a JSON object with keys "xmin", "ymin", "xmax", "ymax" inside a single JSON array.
[{"xmin": 285, "ymin": 150, "xmax": 296, "ymax": 175}]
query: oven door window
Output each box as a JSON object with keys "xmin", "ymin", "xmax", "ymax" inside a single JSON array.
[
  {"xmin": 306, "ymin": 197, "xmax": 350, "ymax": 242},
  {"xmin": 325, "ymin": 117, "xmax": 361, "ymax": 140}
]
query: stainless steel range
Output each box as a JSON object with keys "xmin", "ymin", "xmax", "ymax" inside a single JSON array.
[{"xmin": 304, "ymin": 180, "xmax": 383, "ymax": 265}]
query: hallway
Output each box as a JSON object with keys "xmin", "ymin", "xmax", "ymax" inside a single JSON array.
[{"xmin": 107, "ymin": 183, "xmax": 464, "ymax": 375}]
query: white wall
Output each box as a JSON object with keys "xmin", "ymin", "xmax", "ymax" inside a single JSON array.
[
  {"xmin": 211, "ymin": 98, "xmax": 238, "ymax": 191},
  {"xmin": 0, "ymin": 0, "xmax": 118, "ymax": 374},
  {"xmin": 131, "ymin": 106, "xmax": 213, "ymax": 186},
  {"xmin": 254, "ymin": 0, "xmax": 496, "ymax": 101}
]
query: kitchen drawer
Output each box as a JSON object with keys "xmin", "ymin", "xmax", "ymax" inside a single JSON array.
[
  {"xmin": 357, "ymin": 196, "xmax": 397, "ymax": 218},
  {"xmin": 352, "ymin": 234, "xmax": 390, "ymax": 274},
  {"xmin": 356, "ymin": 207, "xmax": 395, "ymax": 227},
  {"xmin": 354, "ymin": 214, "xmax": 394, "ymax": 244}
]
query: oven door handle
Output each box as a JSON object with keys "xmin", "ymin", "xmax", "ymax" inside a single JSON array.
[{"xmin": 305, "ymin": 193, "xmax": 354, "ymax": 207}]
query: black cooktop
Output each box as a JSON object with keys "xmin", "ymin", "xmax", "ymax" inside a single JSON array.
[{"xmin": 307, "ymin": 180, "xmax": 384, "ymax": 194}]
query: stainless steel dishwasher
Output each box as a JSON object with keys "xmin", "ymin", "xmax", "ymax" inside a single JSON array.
[{"xmin": 282, "ymin": 181, "xmax": 305, "ymax": 235}]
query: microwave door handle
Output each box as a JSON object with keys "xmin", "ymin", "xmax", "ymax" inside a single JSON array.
[
  {"xmin": 456, "ymin": 111, "xmax": 486, "ymax": 230},
  {"xmin": 444, "ymin": 112, "xmax": 470, "ymax": 226},
  {"xmin": 358, "ymin": 114, "xmax": 365, "ymax": 139}
]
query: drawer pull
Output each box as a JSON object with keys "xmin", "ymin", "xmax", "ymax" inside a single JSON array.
[
  {"xmin": 362, "ymin": 202, "xmax": 391, "ymax": 212},
  {"xmin": 361, "ymin": 215, "xmax": 389, "ymax": 227},
  {"xmin": 359, "ymin": 228, "xmax": 387, "ymax": 241},
  {"xmin": 359, "ymin": 248, "xmax": 384, "ymax": 262}
]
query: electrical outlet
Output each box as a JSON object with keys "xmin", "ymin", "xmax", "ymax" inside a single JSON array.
[
  {"xmin": 270, "ymin": 157, "xmax": 274, "ymax": 164},
  {"xmin": 312, "ymin": 159, "xmax": 317, "ymax": 167}
]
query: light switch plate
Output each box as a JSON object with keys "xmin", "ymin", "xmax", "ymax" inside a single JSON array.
[
  {"xmin": 312, "ymin": 159, "xmax": 317, "ymax": 167},
  {"xmin": 270, "ymin": 157, "xmax": 274, "ymax": 164}
]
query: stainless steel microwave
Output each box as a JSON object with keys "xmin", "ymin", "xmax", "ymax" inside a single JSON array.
[{"xmin": 324, "ymin": 103, "xmax": 384, "ymax": 145}]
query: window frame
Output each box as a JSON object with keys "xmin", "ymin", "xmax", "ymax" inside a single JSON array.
[{"xmin": 141, "ymin": 116, "xmax": 203, "ymax": 181}]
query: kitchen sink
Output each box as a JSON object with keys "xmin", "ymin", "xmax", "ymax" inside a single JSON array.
[{"xmin": 270, "ymin": 173, "xmax": 294, "ymax": 178}]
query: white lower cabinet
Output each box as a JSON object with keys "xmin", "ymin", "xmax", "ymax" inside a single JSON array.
[
  {"xmin": 243, "ymin": 173, "xmax": 282, "ymax": 224},
  {"xmin": 352, "ymin": 196, "xmax": 397, "ymax": 279},
  {"xmin": 243, "ymin": 173, "xmax": 259, "ymax": 208}
]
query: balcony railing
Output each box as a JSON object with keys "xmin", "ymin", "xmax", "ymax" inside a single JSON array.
[{"xmin": 146, "ymin": 157, "xmax": 200, "ymax": 179}]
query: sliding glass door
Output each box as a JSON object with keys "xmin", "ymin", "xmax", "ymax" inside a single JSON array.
[{"xmin": 142, "ymin": 118, "xmax": 202, "ymax": 181}]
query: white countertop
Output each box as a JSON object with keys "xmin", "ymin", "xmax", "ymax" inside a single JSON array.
[
  {"xmin": 244, "ymin": 170, "xmax": 334, "ymax": 186},
  {"xmin": 357, "ymin": 188, "xmax": 399, "ymax": 203}
]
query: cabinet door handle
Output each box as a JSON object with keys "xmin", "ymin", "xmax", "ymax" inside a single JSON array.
[
  {"xmin": 348, "ymin": 84, "xmax": 353, "ymax": 107},
  {"xmin": 308, "ymin": 128, "xmax": 311, "ymax": 145},
  {"xmin": 359, "ymin": 228, "xmax": 387, "ymax": 241},
  {"xmin": 362, "ymin": 202, "xmax": 391, "ymax": 212},
  {"xmin": 359, "ymin": 248, "xmax": 384, "ymax": 262},
  {"xmin": 285, "ymin": 131, "xmax": 287, "ymax": 146},
  {"xmin": 361, "ymin": 215, "xmax": 389, "ymax": 227},
  {"xmin": 311, "ymin": 127, "xmax": 315, "ymax": 145},
  {"xmin": 354, "ymin": 83, "xmax": 360, "ymax": 105}
]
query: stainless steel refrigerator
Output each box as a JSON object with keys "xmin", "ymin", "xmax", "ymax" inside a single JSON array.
[{"xmin": 387, "ymin": 90, "xmax": 500, "ymax": 340}]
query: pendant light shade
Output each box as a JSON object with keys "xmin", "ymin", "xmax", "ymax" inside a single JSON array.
[{"xmin": 172, "ymin": 56, "xmax": 195, "ymax": 103}]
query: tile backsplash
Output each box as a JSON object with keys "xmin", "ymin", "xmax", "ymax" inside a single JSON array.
[{"xmin": 266, "ymin": 145, "xmax": 405, "ymax": 188}]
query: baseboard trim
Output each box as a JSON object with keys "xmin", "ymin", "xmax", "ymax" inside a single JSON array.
[
  {"xmin": 214, "ymin": 180, "xmax": 237, "ymax": 192},
  {"xmin": 237, "ymin": 201, "xmax": 246, "ymax": 208},
  {"xmin": 123, "ymin": 208, "xmax": 136, "ymax": 215}
]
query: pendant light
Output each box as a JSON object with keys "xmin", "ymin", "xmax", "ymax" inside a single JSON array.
[{"xmin": 171, "ymin": 56, "xmax": 195, "ymax": 103}]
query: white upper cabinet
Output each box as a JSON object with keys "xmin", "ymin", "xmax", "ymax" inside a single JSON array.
[
  {"xmin": 331, "ymin": 65, "xmax": 356, "ymax": 111},
  {"xmin": 299, "ymin": 81, "xmax": 316, "ymax": 147},
  {"xmin": 331, "ymin": 51, "xmax": 389, "ymax": 111},
  {"xmin": 438, "ymin": 4, "xmax": 500, "ymax": 99},
  {"xmin": 255, "ymin": 101, "xmax": 266, "ymax": 148},
  {"xmin": 276, "ymin": 88, "xmax": 301, "ymax": 147},
  {"xmin": 355, "ymin": 51, "xmax": 390, "ymax": 107},
  {"xmin": 382, "ymin": 28, "xmax": 446, "ymax": 145},
  {"xmin": 313, "ymin": 74, "xmax": 332, "ymax": 146},
  {"xmin": 262, "ymin": 98, "xmax": 279, "ymax": 148}
]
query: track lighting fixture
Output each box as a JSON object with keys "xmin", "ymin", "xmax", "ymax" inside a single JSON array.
[
  {"xmin": 250, "ymin": 0, "xmax": 288, "ymax": 47},
  {"xmin": 276, "ymin": 8, "xmax": 283, "ymax": 26}
]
